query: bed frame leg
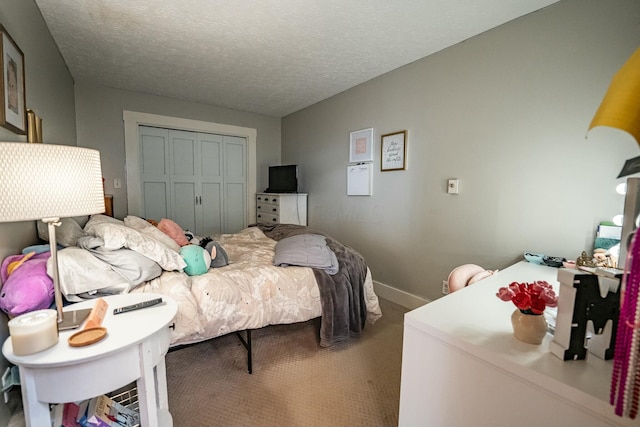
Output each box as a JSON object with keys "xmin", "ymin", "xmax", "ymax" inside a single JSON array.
[{"xmin": 235, "ymin": 329, "xmax": 253, "ymax": 374}]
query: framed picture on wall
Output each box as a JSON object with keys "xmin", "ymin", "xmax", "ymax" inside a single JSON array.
[
  {"xmin": 0, "ymin": 25, "xmax": 26, "ymax": 135},
  {"xmin": 381, "ymin": 130, "xmax": 407, "ymax": 171},
  {"xmin": 349, "ymin": 128, "xmax": 374, "ymax": 163}
]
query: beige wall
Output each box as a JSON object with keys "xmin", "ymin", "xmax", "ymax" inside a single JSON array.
[
  {"xmin": 74, "ymin": 83, "xmax": 281, "ymax": 219},
  {"xmin": 282, "ymin": 0, "xmax": 640, "ymax": 303},
  {"xmin": 0, "ymin": 0, "xmax": 77, "ymax": 423}
]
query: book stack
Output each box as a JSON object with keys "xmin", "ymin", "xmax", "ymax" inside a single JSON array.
[{"xmin": 51, "ymin": 394, "xmax": 139, "ymax": 427}]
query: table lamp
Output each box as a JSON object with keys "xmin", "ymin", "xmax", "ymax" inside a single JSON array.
[
  {"xmin": 588, "ymin": 47, "xmax": 640, "ymax": 419},
  {"xmin": 0, "ymin": 142, "xmax": 105, "ymax": 330}
]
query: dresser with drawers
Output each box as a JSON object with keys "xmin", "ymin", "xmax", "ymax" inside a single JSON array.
[{"xmin": 256, "ymin": 193, "xmax": 307, "ymax": 225}]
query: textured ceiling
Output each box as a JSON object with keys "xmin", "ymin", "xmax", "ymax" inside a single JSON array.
[{"xmin": 35, "ymin": 0, "xmax": 559, "ymax": 118}]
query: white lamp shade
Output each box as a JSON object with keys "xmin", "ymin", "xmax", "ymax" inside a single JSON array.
[{"xmin": 0, "ymin": 143, "xmax": 105, "ymax": 222}]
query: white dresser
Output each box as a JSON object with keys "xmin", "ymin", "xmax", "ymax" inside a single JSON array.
[
  {"xmin": 256, "ymin": 193, "xmax": 307, "ymax": 225},
  {"xmin": 398, "ymin": 261, "xmax": 636, "ymax": 427}
]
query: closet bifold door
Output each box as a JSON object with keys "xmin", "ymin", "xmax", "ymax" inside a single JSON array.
[
  {"xmin": 138, "ymin": 126, "xmax": 247, "ymax": 234},
  {"xmin": 139, "ymin": 126, "xmax": 171, "ymax": 221}
]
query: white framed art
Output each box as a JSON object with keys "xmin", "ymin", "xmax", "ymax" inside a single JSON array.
[{"xmin": 349, "ymin": 128, "xmax": 374, "ymax": 163}]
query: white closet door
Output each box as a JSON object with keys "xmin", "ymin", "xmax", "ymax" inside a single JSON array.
[
  {"xmin": 138, "ymin": 126, "xmax": 246, "ymax": 235},
  {"xmin": 224, "ymin": 135, "xmax": 247, "ymax": 233},
  {"xmin": 140, "ymin": 126, "xmax": 170, "ymax": 220},
  {"xmin": 199, "ymin": 133, "xmax": 223, "ymax": 235},
  {"xmin": 170, "ymin": 130, "xmax": 198, "ymax": 233}
]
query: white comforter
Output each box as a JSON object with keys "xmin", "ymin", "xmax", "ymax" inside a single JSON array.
[{"xmin": 132, "ymin": 226, "xmax": 381, "ymax": 346}]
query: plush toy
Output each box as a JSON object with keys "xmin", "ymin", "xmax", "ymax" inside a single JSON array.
[
  {"xmin": 199, "ymin": 237, "xmax": 229, "ymax": 268},
  {"xmin": 179, "ymin": 245, "xmax": 211, "ymax": 276},
  {"xmin": 184, "ymin": 230, "xmax": 202, "ymax": 246},
  {"xmin": 0, "ymin": 251, "xmax": 54, "ymax": 316}
]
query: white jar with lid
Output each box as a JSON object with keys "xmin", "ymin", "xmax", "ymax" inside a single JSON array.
[{"xmin": 8, "ymin": 309, "xmax": 58, "ymax": 356}]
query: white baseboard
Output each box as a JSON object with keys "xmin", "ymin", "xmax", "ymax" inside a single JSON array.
[{"xmin": 372, "ymin": 280, "xmax": 429, "ymax": 310}]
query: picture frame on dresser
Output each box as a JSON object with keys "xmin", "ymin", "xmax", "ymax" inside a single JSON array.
[{"xmin": 0, "ymin": 25, "xmax": 26, "ymax": 135}]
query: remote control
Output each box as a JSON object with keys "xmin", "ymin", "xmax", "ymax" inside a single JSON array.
[{"xmin": 113, "ymin": 297, "xmax": 163, "ymax": 315}]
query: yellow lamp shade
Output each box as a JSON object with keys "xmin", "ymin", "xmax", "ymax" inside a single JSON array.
[{"xmin": 589, "ymin": 47, "xmax": 640, "ymax": 144}]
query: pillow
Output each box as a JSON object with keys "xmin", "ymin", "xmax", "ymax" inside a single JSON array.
[
  {"xmin": 37, "ymin": 217, "xmax": 86, "ymax": 247},
  {"xmin": 124, "ymin": 215, "xmax": 181, "ymax": 252},
  {"xmin": 84, "ymin": 216, "xmax": 186, "ymax": 271},
  {"xmin": 77, "ymin": 236, "xmax": 163, "ymax": 285},
  {"xmin": 88, "ymin": 214, "xmax": 124, "ymax": 226},
  {"xmin": 52, "ymin": 246, "xmax": 141, "ymax": 301},
  {"xmin": 158, "ymin": 218, "xmax": 190, "ymax": 246},
  {"xmin": 273, "ymin": 234, "xmax": 339, "ymax": 275},
  {"xmin": 22, "ymin": 244, "xmax": 52, "ymax": 255}
]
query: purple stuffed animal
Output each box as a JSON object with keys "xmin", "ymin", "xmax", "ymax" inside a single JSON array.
[{"xmin": 0, "ymin": 252, "xmax": 54, "ymax": 316}]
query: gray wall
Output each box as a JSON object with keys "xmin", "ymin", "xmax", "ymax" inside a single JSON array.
[
  {"xmin": 0, "ymin": 0, "xmax": 77, "ymax": 423},
  {"xmin": 0, "ymin": 0, "xmax": 638, "ymax": 422},
  {"xmin": 282, "ymin": 0, "xmax": 640, "ymax": 303},
  {"xmin": 74, "ymin": 83, "xmax": 281, "ymax": 219}
]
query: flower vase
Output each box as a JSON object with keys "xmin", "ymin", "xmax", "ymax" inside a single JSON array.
[{"xmin": 510, "ymin": 309, "xmax": 548, "ymax": 345}]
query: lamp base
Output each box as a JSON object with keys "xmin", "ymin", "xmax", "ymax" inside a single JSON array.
[{"xmin": 58, "ymin": 308, "xmax": 92, "ymax": 331}]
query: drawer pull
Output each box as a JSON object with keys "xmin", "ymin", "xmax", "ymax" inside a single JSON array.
[
  {"xmin": 257, "ymin": 214, "xmax": 261, "ymax": 218},
  {"xmin": 272, "ymin": 218, "xmax": 277, "ymax": 222},
  {"xmin": 271, "ymin": 198, "xmax": 277, "ymax": 202},
  {"xmin": 272, "ymin": 208, "xmax": 277, "ymax": 212},
  {"xmin": 257, "ymin": 205, "xmax": 261, "ymax": 209}
]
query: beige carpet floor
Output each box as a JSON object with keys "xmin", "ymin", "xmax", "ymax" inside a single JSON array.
[{"xmin": 166, "ymin": 298, "xmax": 407, "ymax": 427}]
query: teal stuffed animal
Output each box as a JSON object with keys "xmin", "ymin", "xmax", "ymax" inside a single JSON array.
[{"xmin": 179, "ymin": 245, "xmax": 212, "ymax": 276}]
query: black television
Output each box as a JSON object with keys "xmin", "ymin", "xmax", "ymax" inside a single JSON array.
[{"xmin": 267, "ymin": 165, "xmax": 298, "ymax": 193}]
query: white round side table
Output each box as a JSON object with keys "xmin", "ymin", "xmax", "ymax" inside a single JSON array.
[{"xmin": 2, "ymin": 293, "xmax": 177, "ymax": 427}]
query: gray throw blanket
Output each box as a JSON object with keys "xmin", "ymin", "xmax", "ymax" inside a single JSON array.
[{"xmin": 257, "ymin": 223, "xmax": 368, "ymax": 347}]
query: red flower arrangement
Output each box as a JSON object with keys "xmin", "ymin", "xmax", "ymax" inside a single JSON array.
[{"xmin": 496, "ymin": 280, "xmax": 558, "ymax": 315}]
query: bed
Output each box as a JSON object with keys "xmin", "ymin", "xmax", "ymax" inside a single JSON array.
[{"xmin": 47, "ymin": 215, "xmax": 382, "ymax": 369}]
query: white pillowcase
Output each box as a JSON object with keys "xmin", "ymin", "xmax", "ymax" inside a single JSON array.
[
  {"xmin": 85, "ymin": 215, "xmax": 186, "ymax": 271},
  {"xmin": 124, "ymin": 215, "xmax": 181, "ymax": 252}
]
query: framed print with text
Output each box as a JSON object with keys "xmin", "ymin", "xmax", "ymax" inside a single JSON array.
[
  {"xmin": 0, "ymin": 25, "xmax": 26, "ymax": 134},
  {"xmin": 381, "ymin": 130, "xmax": 407, "ymax": 171},
  {"xmin": 349, "ymin": 128, "xmax": 374, "ymax": 163}
]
